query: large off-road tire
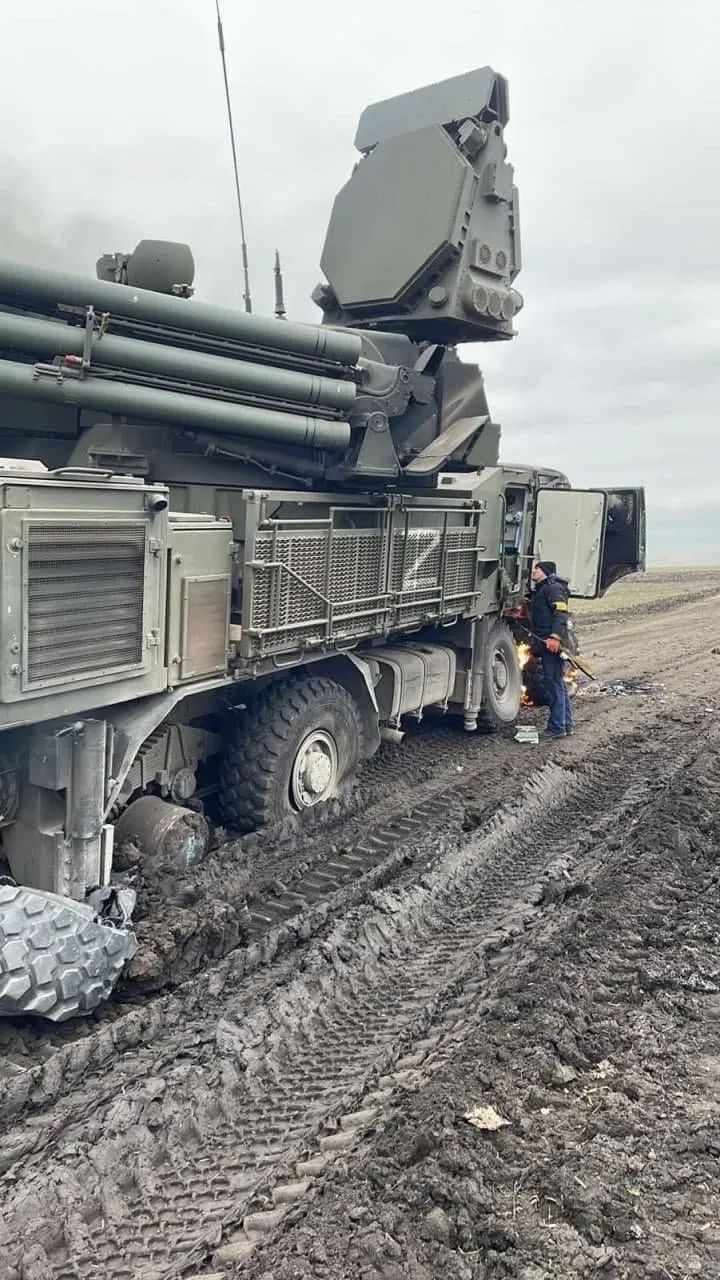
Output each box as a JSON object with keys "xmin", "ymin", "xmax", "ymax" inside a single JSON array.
[
  {"xmin": 218, "ymin": 676, "xmax": 363, "ymax": 832},
  {"xmin": 0, "ymin": 883, "xmax": 137, "ymax": 1022},
  {"xmin": 478, "ymin": 621, "xmax": 522, "ymax": 733}
]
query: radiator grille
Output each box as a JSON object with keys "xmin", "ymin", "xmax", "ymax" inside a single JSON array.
[{"xmin": 25, "ymin": 522, "xmax": 146, "ymax": 684}]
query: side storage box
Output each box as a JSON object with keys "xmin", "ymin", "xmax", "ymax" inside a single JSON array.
[{"xmin": 166, "ymin": 514, "xmax": 233, "ymax": 684}]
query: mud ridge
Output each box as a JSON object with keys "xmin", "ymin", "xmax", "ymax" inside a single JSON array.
[
  {"xmin": 0, "ymin": 695, "xmax": 666, "ymax": 1135},
  {"xmin": 577, "ymin": 584, "xmax": 720, "ymax": 628},
  {"xmin": 0, "ymin": 726, "xmax": 695, "ymax": 1278},
  {"xmin": 0, "ymin": 677, "xmax": 663, "ymax": 1124},
  {"xmin": 240, "ymin": 727, "xmax": 720, "ymax": 1280}
]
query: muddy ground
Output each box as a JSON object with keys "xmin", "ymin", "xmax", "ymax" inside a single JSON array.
[{"xmin": 0, "ymin": 571, "xmax": 719, "ymax": 1280}]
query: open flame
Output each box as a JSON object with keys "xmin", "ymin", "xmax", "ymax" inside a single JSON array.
[
  {"xmin": 517, "ymin": 642, "xmax": 533, "ymax": 707},
  {"xmin": 517, "ymin": 642, "xmax": 531, "ymax": 670},
  {"xmin": 516, "ymin": 640, "xmax": 578, "ymax": 707}
]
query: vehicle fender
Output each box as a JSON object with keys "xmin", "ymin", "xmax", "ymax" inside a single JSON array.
[{"xmin": 309, "ymin": 654, "xmax": 381, "ymax": 759}]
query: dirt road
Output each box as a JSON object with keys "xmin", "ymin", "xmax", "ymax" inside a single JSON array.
[{"xmin": 0, "ymin": 578, "xmax": 718, "ymax": 1280}]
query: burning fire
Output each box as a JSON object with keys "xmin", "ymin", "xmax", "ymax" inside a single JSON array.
[
  {"xmin": 516, "ymin": 640, "xmax": 578, "ymax": 707},
  {"xmin": 517, "ymin": 642, "xmax": 531, "ymax": 670},
  {"xmin": 517, "ymin": 641, "xmax": 532, "ymax": 707}
]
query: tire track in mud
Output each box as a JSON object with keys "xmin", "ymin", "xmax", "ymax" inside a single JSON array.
[
  {"xmin": 1, "ymin": 583, "xmax": 711, "ymax": 1094},
  {"xmin": 0, "ymin": 592, "xmax": 715, "ymax": 1280},
  {"xmin": 241, "ymin": 729, "xmax": 720, "ymax": 1280},
  {"xmin": 0, "ymin": 715, "xmax": 539, "ymax": 1085},
  {"xmin": 0, "ymin": 682, "xmax": 664, "ymax": 1130},
  {"xmin": 0, "ymin": 715, "xmax": 697, "ymax": 1280},
  {"xmin": 0, "ymin": 591, "xmax": 712, "ymax": 1132},
  {"xmin": 0, "ymin": 722, "xmax": 515, "ymax": 1096}
]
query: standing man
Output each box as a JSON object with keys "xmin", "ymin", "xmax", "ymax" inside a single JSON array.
[{"xmin": 530, "ymin": 560, "xmax": 574, "ymax": 739}]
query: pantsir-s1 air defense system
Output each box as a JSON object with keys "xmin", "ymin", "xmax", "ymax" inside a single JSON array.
[{"xmin": 0, "ymin": 68, "xmax": 645, "ymax": 1019}]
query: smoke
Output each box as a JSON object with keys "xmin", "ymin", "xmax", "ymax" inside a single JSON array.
[{"xmin": 0, "ymin": 163, "xmax": 137, "ymax": 275}]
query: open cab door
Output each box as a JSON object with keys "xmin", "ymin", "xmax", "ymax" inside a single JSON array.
[{"xmin": 533, "ymin": 487, "xmax": 646, "ymax": 598}]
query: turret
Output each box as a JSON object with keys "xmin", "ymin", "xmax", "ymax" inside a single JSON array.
[{"xmin": 0, "ymin": 68, "xmax": 516, "ymax": 487}]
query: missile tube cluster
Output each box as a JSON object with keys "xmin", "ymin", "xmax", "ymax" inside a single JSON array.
[{"xmin": 0, "ymin": 258, "xmax": 363, "ymax": 451}]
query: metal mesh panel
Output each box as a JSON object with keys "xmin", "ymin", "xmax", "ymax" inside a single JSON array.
[
  {"xmin": 243, "ymin": 504, "xmax": 482, "ymax": 658},
  {"xmin": 443, "ymin": 530, "xmax": 478, "ymax": 600},
  {"xmin": 25, "ymin": 522, "xmax": 146, "ymax": 684},
  {"xmin": 328, "ymin": 530, "xmax": 387, "ymax": 636},
  {"xmin": 390, "ymin": 526, "xmax": 477, "ymax": 623},
  {"xmin": 250, "ymin": 529, "xmax": 386, "ymax": 651},
  {"xmin": 181, "ymin": 576, "xmax": 230, "ymax": 679}
]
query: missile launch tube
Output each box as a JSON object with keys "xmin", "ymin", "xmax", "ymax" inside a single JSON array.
[
  {"xmin": 0, "ymin": 257, "xmax": 362, "ymax": 366},
  {"xmin": 0, "ymin": 310, "xmax": 356, "ymax": 411},
  {"xmin": 0, "ymin": 358, "xmax": 350, "ymax": 450}
]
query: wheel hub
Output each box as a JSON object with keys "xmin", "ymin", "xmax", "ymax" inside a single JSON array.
[
  {"xmin": 304, "ymin": 749, "xmax": 332, "ymax": 795},
  {"xmin": 291, "ymin": 730, "xmax": 338, "ymax": 808},
  {"xmin": 492, "ymin": 651, "xmax": 509, "ymax": 693}
]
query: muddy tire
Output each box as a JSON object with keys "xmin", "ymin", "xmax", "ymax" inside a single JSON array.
[
  {"xmin": 478, "ymin": 622, "xmax": 522, "ymax": 733},
  {"xmin": 0, "ymin": 883, "xmax": 137, "ymax": 1022},
  {"xmin": 218, "ymin": 676, "xmax": 363, "ymax": 832}
]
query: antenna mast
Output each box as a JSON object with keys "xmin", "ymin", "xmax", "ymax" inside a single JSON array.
[
  {"xmin": 274, "ymin": 250, "xmax": 287, "ymax": 319},
  {"xmin": 215, "ymin": 0, "xmax": 253, "ymax": 313}
]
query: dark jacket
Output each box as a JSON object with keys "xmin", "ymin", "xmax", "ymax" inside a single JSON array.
[{"xmin": 531, "ymin": 573, "xmax": 571, "ymax": 646}]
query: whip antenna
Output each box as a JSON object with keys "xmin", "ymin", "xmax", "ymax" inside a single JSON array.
[{"xmin": 215, "ymin": 0, "xmax": 253, "ymax": 313}]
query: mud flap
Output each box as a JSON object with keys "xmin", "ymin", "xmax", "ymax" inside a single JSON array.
[{"xmin": 0, "ymin": 882, "xmax": 137, "ymax": 1022}]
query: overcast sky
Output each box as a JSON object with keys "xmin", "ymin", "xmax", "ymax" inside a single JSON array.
[{"xmin": 1, "ymin": 0, "xmax": 717, "ymax": 563}]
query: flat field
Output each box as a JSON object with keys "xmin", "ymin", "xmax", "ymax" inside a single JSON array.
[
  {"xmin": 573, "ymin": 565, "xmax": 720, "ymax": 620},
  {"xmin": 2, "ymin": 568, "xmax": 720, "ymax": 1280}
]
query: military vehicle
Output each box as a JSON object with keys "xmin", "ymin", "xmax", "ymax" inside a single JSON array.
[{"xmin": 0, "ymin": 67, "xmax": 645, "ymax": 1020}]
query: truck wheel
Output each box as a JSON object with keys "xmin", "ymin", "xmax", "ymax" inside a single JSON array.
[
  {"xmin": 478, "ymin": 622, "xmax": 522, "ymax": 732},
  {"xmin": 218, "ymin": 676, "xmax": 363, "ymax": 832}
]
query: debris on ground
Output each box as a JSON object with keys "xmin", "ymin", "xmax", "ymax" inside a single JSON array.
[
  {"xmin": 463, "ymin": 1103, "xmax": 510, "ymax": 1131},
  {"xmin": 514, "ymin": 726, "xmax": 539, "ymax": 744}
]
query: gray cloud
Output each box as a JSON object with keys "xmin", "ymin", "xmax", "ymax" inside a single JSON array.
[{"xmin": 1, "ymin": 0, "xmax": 717, "ymax": 563}]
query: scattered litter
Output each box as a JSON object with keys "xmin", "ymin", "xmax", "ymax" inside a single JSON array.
[
  {"xmin": 592, "ymin": 1059, "xmax": 617, "ymax": 1080},
  {"xmin": 514, "ymin": 725, "xmax": 539, "ymax": 744},
  {"xmin": 578, "ymin": 679, "xmax": 664, "ymax": 698},
  {"xmin": 463, "ymin": 1104, "xmax": 510, "ymax": 1131}
]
